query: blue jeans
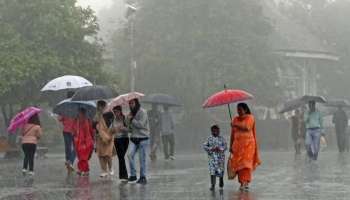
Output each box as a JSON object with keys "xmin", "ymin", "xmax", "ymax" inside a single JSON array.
[
  {"xmin": 305, "ymin": 128, "xmax": 321, "ymax": 160},
  {"xmin": 63, "ymin": 132, "xmax": 76, "ymax": 165},
  {"xmin": 128, "ymin": 138, "xmax": 149, "ymax": 177}
]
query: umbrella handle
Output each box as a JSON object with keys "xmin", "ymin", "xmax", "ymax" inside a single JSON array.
[{"xmin": 224, "ymin": 84, "xmax": 233, "ymax": 120}]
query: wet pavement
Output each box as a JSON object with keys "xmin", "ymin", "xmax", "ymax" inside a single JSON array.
[{"xmin": 1, "ymin": 151, "xmax": 350, "ymax": 200}]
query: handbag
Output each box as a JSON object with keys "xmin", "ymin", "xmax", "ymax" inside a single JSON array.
[{"xmin": 227, "ymin": 153, "xmax": 237, "ymax": 180}]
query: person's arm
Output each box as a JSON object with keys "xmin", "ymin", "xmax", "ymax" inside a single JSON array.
[
  {"xmin": 230, "ymin": 122, "xmax": 235, "ymax": 153},
  {"xmin": 233, "ymin": 116, "xmax": 254, "ymax": 132},
  {"xmin": 219, "ymin": 137, "xmax": 227, "ymax": 152},
  {"xmin": 203, "ymin": 138, "xmax": 212, "ymax": 153},
  {"xmin": 131, "ymin": 110, "xmax": 148, "ymax": 130},
  {"xmin": 36, "ymin": 126, "xmax": 43, "ymax": 139}
]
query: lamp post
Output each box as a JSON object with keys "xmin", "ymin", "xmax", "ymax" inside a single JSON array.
[{"xmin": 125, "ymin": 4, "xmax": 137, "ymax": 92}]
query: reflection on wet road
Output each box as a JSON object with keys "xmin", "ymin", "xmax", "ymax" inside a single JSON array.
[{"xmin": 1, "ymin": 152, "xmax": 350, "ymax": 200}]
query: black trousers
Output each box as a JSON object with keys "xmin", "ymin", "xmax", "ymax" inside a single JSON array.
[
  {"xmin": 114, "ymin": 138, "xmax": 129, "ymax": 179},
  {"xmin": 22, "ymin": 143, "xmax": 37, "ymax": 171}
]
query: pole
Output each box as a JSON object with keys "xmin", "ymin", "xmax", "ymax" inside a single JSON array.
[
  {"xmin": 224, "ymin": 84, "xmax": 232, "ymax": 120},
  {"xmin": 130, "ymin": 15, "xmax": 136, "ymax": 92}
]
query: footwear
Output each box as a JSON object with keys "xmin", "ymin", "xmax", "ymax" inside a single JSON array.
[
  {"xmin": 136, "ymin": 177, "xmax": 147, "ymax": 185},
  {"xmin": 109, "ymin": 170, "xmax": 114, "ymax": 176},
  {"xmin": 67, "ymin": 164, "xmax": 75, "ymax": 173},
  {"xmin": 22, "ymin": 169, "xmax": 28, "ymax": 174},
  {"xmin": 27, "ymin": 171, "xmax": 34, "ymax": 176},
  {"xmin": 120, "ymin": 178, "xmax": 128, "ymax": 182},
  {"xmin": 169, "ymin": 156, "xmax": 175, "ymax": 160},
  {"xmin": 128, "ymin": 176, "xmax": 137, "ymax": 183},
  {"xmin": 210, "ymin": 186, "xmax": 215, "ymax": 191},
  {"xmin": 243, "ymin": 186, "xmax": 249, "ymax": 192},
  {"xmin": 77, "ymin": 171, "xmax": 82, "ymax": 176},
  {"xmin": 100, "ymin": 173, "xmax": 108, "ymax": 178}
]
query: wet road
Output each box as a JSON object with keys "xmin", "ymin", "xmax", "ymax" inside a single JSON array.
[{"xmin": 1, "ymin": 151, "xmax": 350, "ymax": 200}]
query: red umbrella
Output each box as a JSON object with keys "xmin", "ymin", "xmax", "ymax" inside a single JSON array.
[{"xmin": 202, "ymin": 88, "xmax": 254, "ymax": 119}]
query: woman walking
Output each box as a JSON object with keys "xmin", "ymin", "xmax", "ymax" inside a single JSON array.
[
  {"xmin": 127, "ymin": 99, "xmax": 150, "ymax": 184},
  {"xmin": 95, "ymin": 100, "xmax": 116, "ymax": 178},
  {"xmin": 112, "ymin": 106, "xmax": 129, "ymax": 181},
  {"xmin": 228, "ymin": 103, "xmax": 261, "ymax": 191},
  {"xmin": 73, "ymin": 108, "xmax": 94, "ymax": 176},
  {"xmin": 21, "ymin": 114, "xmax": 42, "ymax": 176}
]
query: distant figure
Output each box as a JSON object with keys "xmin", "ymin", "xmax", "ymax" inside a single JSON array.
[
  {"xmin": 95, "ymin": 100, "xmax": 115, "ymax": 178},
  {"xmin": 203, "ymin": 125, "xmax": 227, "ymax": 191},
  {"xmin": 332, "ymin": 106, "xmax": 348, "ymax": 153},
  {"xmin": 148, "ymin": 104, "xmax": 161, "ymax": 161},
  {"xmin": 127, "ymin": 99, "xmax": 150, "ymax": 184},
  {"xmin": 304, "ymin": 101, "xmax": 323, "ymax": 161},
  {"xmin": 73, "ymin": 108, "xmax": 94, "ymax": 176},
  {"xmin": 160, "ymin": 106, "xmax": 176, "ymax": 160},
  {"xmin": 228, "ymin": 103, "xmax": 261, "ymax": 192},
  {"xmin": 21, "ymin": 114, "xmax": 42, "ymax": 176},
  {"xmin": 59, "ymin": 91, "xmax": 76, "ymax": 173},
  {"xmin": 112, "ymin": 106, "xmax": 129, "ymax": 181},
  {"xmin": 291, "ymin": 109, "xmax": 304, "ymax": 154}
]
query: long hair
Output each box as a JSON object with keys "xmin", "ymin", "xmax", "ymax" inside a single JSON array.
[
  {"xmin": 237, "ymin": 103, "xmax": 251, "ymax": 115},
  {"xmin": 130, "ymin": 98, "xmax": 141, "ymax": 117},
  {"xmin": 28, "ymin": 114, "xmax": 41, "ymax": 126}
]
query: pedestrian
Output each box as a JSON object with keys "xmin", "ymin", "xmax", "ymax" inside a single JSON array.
[
  {"xmin": 160, "ymin": 105, "xmax": 175, "ymax": 160},
  {"xmin": 112, "ymin": 105, "xmax": 130, "ymax": 182},
  {"xmin": 127, "ymin": 98, "xmax": 150, "ymax": 184},
  {"xmin": 148, "ymin": 104, "xmax": 161, "ymax": 161},
  {"xmin": 291, "ymin": 109, "xmax": 303, "ymax": 154},
  {"xmin": 332, "ymin": 106, "xmax": 348, "ymax": 153},
  {"xmin": 228, "ymin": 103, "xmax": 261, "ymax": 191},
  {"xmin": 59, "ymin": 91, "xmax": 76, "ymax": 173},
  {"xmin": 95, "ymin": 100, "xmax": 116, "ymax": 178},
  {"xmin": 203, "ymin": 125, "xmax": 227, "ymax": 191},
  {"xmin": 73, "ymin": 108, "xmax": 94, "ymax": 176},
  {"xmin": 21, "ymin": 114, "xmax": 42, "ymax": 176},
  {"xmin": 304, "ymin": 101, "xmax": 323, "ymax": 161}
]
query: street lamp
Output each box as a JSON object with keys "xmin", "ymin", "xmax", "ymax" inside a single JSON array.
[{"xmin": 125, "ymin": 3, "xmax": 138, "ymax": 92}]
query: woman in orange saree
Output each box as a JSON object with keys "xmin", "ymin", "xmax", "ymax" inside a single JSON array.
[{"xmin": 229, "ymin": 103, "xmax": 261, "ymax": 191}]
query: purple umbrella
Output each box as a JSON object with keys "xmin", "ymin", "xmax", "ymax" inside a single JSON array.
[{"xmin": 7, "ymin": 107, "xmax": 42, "ymax": 133}]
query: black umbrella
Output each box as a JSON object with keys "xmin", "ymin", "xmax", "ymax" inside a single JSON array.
[
  {"xmin": 53, "ymin": 99, "xmax": 96, "ymax": 119},
  {"xmin": 279, "ymin": 95, "xmax": 327, "ymax": 113},
  {"xmin": 142, "ymin": 93, "xmax": 182, "ymax": 107},
  {"xmin": 71, "ymin": 85, "xmax": 118, "ymax": 101}
]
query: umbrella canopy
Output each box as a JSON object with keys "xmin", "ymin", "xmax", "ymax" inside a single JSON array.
[
  {"xmin": 301, "ymin": 95, "xmax": 327, "ymax": 103},
  {"xmin": 53, "ymin": 99, "xmax": 96, "ymax": 119},
  {"xmin": 142, "ymin": 93, "xmax": 182, "ymax": 107},
  {"xmin": 279, "ymin": 95, "xmax": 327, "ymax": 113},
  {"xmin": 71, "ymin": 85, "xmax": 118, "ymax": 101},
  {"xmin": 202, "ymin": 89, "xmax": 254, "ymax": 108},
  {"xmin": 41, "ymin": 75, "xmax": 93, "ymax": 92},
  {"xmin": 7, "ymin": 107, "xmax": 42, "ymax": 133},
  {"xmin": 106, "ymin": 92, "xmax": 145, "ymax": 112}
]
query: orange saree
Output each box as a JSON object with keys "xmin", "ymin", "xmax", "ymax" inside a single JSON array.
[{"xmin": 228, "ymin": 114, "xmax": 261, "ymax": 183}]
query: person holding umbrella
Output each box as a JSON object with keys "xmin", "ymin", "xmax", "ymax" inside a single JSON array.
[
  {"xmin": 112, "ymin": 106, "xmax": 130, "ymax": 182},
  {"xmin": 20, "ymin": 114, "xmax": 43, "ymax": 176},
  {"xmin": 228, "ymin": 103, "xmax": 261, "ymax": 191},
  {"xmin": 127, "ymin": 98, "xmax": 150, "ymax": 184},
  {"xmin": 304, "ymin": 101, "xmax": 324, "ymax": 161},
  {"xmin": 160, "ymin": 105, "xmax": 176, "ymax": 160},
  {"xmin": 58, "ymin": 91, "xmax": 76, "ymax": 173},
  {"xmin": 73, "ymin": 108, "xmax": 94, "ymax": 176},
  {"xmin": 148, "ymin": 104, "xmax": 161, "ymax": 161}
]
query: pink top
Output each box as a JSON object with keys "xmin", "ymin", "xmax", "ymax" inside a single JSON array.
[
  {"xmin": 21, "ymin": 124, "xmax": 42, "ymax": 144},
  {"xmin": 59, "ymin": 116, "xmax": 75, "ymax": 133}
]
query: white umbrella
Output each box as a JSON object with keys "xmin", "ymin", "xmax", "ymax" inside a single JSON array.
[
  {"xmin": 105, "ymin": 92, "xmax": 145, "ymax": 112},
  {"xmin": 41, "ymin": 75, "xmax": 93, "ymax": 92}
]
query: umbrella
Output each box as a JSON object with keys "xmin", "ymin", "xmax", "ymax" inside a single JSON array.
[
  {"xmin": 105, "ymin": 92, "xmax": 145, "ymax": 112},
  {"xmin": 7, "ymin": 107, "xmax": 42, "ymax": 133},
  {"xmin": 202, "ymin": 87, "xmax": 254, "ymax": 119},
  {"xmin": 142, "ymin": 93, "xmax": 182, "ymax": 107},
  {"xmin": 41, "ymin": 75, "xmax": 93, "ymax": 91},
  {"xmin": 301, "ymin": 95, "xmax": 327, "ymax": 103},
  {"xmin": 71, "ymin": 85, "xmax": 118, "ymax": 101},
  {"xmin": 53, "ymin": 99, "xmax": 96, "ymax": 119},
  {"xmin": 279, "ymin": 95, "xmax": 327, "ymax": 113}
]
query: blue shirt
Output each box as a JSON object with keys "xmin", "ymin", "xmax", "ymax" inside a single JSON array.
[{"xmin": 304, "ymin": 110, "xmax": 323, "ymax": 130}]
